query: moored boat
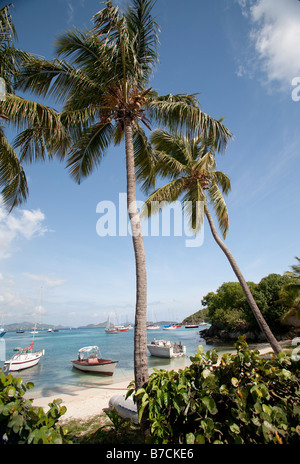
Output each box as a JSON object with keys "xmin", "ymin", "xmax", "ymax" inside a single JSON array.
[
  {"xmin": 71, "ymin": 346, "xmax": 118, "ymax": 375},
  {"xmin": 0, "ymin": 327, "xmax": 6, "ymax": 338},
  {"xmin": 163, "ymin": 324, "xmax": 177, "ymax": 330},
  {"xmin": 4, "ymin": 341, "xmax": 44, "ymax": 372},
  {"xmin": 116, "ymin": 325, "xmax": 129, "ymax": 332},
  {"xmin": 147, "ymin": 339, "xmax": 186, "ymax": 358},
  {"xmin": 147, "ymin": 324, "xmax": 160, "ymax": 330},
  {"xmin": 105, "ymin": 326, "xmax": 119, "ymax": 334}
]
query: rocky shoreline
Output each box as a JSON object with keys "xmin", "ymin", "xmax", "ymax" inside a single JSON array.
[{"xmin": 200, "ymin": 325, "xmax": 300, "ymax": 346}]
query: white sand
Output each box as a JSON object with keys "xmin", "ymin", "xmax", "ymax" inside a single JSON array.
[{"xmin": 30, "ymin": 375, "xmax": 134, "ymax": 422}]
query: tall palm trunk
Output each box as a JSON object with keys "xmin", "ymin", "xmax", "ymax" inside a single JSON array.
[
  {"xmin": 124, "ymin": 118, "xmax": 149, "ymax": 389},
  {"xmin": 204, "ymin": 204, "xmax": 282, "ymax": 355}
]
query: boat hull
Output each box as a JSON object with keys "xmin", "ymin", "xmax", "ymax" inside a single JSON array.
[
  {"xmin": 4, "ymin": 351, "xmax": 43, "ymax": 371},
  {"xmin": 105, "ymin": 328, "xmax": 119, "ymax": 334},
  {"xmin": 147, "ymin": 340, "xmax": 186, "ymax": 358},
  {"xmin": 0, "ymin": 331, "xmax": 6, "ymax": 338},
  {"xmin": 72, "ymin": 359, "xmax": 118, "ymax": 375}
]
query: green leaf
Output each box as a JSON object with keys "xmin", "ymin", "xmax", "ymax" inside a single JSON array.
[
  {"xmin": 231, "ymin": 377, "xmax": 239, "ymax": 387},
  {"xmin": 185, "ymin": 433, "xmax": 195, "ymax": 444},
  {"xmin": 202, "ymin": 396, "xmax": 217, "ymax": 415},
  {"xmin": 202, "ymin": 368, "xmax": 211, "ymax": 379},
  {"xmin": 229, "ymin": 423, "xmax": 240, "ymax": 434},
  {"xmin": 6, "ymin": 386, "xmax": 16, "ymax": 397},
  {"xmin": 195, "ymin": 434, "xmax": 206, "ymax": 444}
]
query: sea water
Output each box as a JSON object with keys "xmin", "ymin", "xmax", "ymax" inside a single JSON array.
[{"xmin": 0, "ymin": 326, "xmax": 214, "ymax": 398}]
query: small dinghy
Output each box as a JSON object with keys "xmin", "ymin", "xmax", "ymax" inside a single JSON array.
[{"xmin": 108, "ymin": 395, "xmax": 138, "ymax": 424}]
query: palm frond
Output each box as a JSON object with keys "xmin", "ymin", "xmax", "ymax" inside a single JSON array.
[
  {"xmin": 182, "ymin": 180, "xmax": 205, "ymax": 233},
  {"xmin": 150, "ymin": 129, "xmax": 192, "ymax": 167},
  {"xmin": 55, "ymin": 27, "xmax": 103, "ymax": 65},
  {"xmin": 66, "ymin": 122, "xmax": 114, "ymax": 183},
  {"xmin": 141, "ymin": 177, "xmax": 186, "ymax": 218},
  {"xmin": 16, "ymin": 57, "xmax": 103, "ymax": 104},
  {"xmin": 0, "ymin": 130, "xmax": 28, "ymax": 211},
  {"xmin": 92, "ymin": 1, "xmax": 120, "ymax": 41},
  {"xmin": 147, "ymin": 94, "xmax": 232, "ymax": 152},
  {"xmin": 125, "ymin": 0, "xmax": 159, "ymax": 79},
  {"xmin": 0, "ymin": 4, "xmax": 17, "ymax": 45},
  {"xmin": 3, "ymin": 93, "xmax": 61, "ymax": 129},
  {"xmin": 213, "ymin": 170, "xmax": 231, "ymax": 194},
  {"xmin": 133, "ymin": 123, "xmax": 156, "ymax": 193},
  {"xmin": 208, "ymin": 182, "xmax": 229, "ymax": 238}
]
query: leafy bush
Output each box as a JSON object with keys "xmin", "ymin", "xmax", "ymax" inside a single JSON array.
[
  {"xmin": 131, "ymin": 337, "xmax": 300, "ymax": 444},
  {"xmin": 0, "ymin": 369, "xmax": 70, "ymax": 444}
]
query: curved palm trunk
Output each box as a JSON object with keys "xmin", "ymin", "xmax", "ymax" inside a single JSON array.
[
  {"xmin": 124, "ymin": 118, "xmax": 149, "ymax": 389},
  {"xmin": 204, "ymin": 205, "xmax": 282, "ymax": 355}
]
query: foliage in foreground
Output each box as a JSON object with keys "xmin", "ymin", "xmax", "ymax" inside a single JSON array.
[
  {"xmin": 66, "ymin": 408, "xmax": 143, "ymax": 444},
  {"xmin": 0, "ymin": 369, "xmax": 70, "ymax": 444},
  {"xmin": 131, "ymin": 337, "xmax": 300, "ymax": 444}
]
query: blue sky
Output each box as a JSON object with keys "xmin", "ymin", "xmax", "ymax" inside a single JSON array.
[{"xmin": 0, "ymin": 0, "xmax": 299, "ymax": 327}]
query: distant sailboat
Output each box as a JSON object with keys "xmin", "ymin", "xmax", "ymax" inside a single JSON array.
[
  {"xmin": 105, "ymin": 313, "xmax": 119, "ymax": 334},
  {"xmin": 147, "ymin": 309, "xmax": 160, "ymax": 330}
]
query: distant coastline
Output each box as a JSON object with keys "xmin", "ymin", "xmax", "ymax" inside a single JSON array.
[{"xmin": 2, "ymin": 320, "xmax": 183, "ymax": 332}]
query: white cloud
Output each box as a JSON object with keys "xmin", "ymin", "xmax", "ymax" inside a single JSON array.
[
  {"xmin": 237, "ymin": 0, "xmax": 300, "ymax": 88},
  {"xmin": 24, "ymin": 273, "xmax": 66, "ymax": 288},
  {"xmin": 0, "ymin": 205, "xmax": 50, "ymax": 259}
]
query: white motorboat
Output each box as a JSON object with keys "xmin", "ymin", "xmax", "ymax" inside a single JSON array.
[
  {"xmin": 4, "ymin": 342, "xmax": 44, "ymax": 372},
  {"xmin": 147, "ymin": 324, "xmax": 160, "ymax": 330},
  {"xmin": 0, "ymin": 327, "xmax": 6, "ymax": 338},
  {"xmin": 71, "ymin": 346, "xmax": 118, "ymax": 375},
  {"xmin": 147, "ymin": 339, "xmax": 186, "ymax": 358}
]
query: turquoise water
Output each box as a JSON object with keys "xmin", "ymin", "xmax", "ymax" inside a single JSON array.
[{"xmin": 0, "ymin": 326, "xmax": 213, "ymax": 397}]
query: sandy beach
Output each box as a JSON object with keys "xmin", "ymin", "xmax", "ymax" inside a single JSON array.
[
  {"xmin": 28, "ymin": 343, "xmax": 283, "ymax": 423},
  {"xmin": 29, "ymin": 374, "xmax": 135, "ymax": 422}
]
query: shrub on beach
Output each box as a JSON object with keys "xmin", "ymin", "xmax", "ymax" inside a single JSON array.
[
  {"xmin": 0, "ymin": 369, "xmax": 70, "ymax": 444},
  {"xmin": 132, "ymin": 337, "xmax": 300, "ymax": 444}
]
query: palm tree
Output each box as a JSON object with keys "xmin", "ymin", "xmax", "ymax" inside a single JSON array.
[
  {"xmin": 16, "ymin": 0, "xmax": 232, "ymax": 387},
  {"xmin": 142, "ymin": 129, "xmax": 282, "ymax": 354},
  {"xmin": 0, "ymin": 4, "xmax": 66, "ymax": 211}
]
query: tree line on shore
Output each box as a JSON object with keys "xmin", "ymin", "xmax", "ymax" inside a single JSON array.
[{"xmin": 187, "ymin": 258, "xmax": 300, "ymax": 342}]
